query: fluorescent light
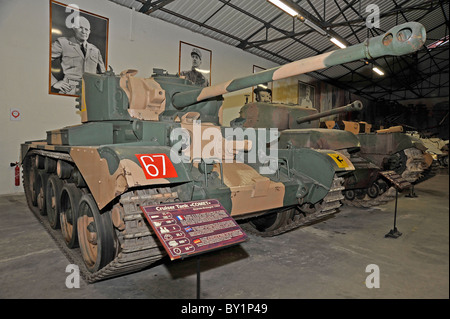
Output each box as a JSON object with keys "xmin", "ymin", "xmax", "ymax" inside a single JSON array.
[
  {"xmin": 268, "ymin": 0, "xmax": 298, "ymax": 17},
  {"xmin": 330, "ymin": 37, "xmax": 347, "ymax": 49},
  {"xmin": 427, "ymin": 35, "xmax": 449, "ymax": 49},
  {"xmin": 303, "ymin": 19, "xmax": 327, "ymax": 36},
  {"xmin": 372, "ymin": 67, "xmax": 384, "ymax": 76}
]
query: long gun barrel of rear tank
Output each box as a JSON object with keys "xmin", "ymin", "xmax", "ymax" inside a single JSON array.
[
  {"xmin": 171, "ymin": 22, "xmax": 426, "ymax": 109},
  {"xmin": 296, "ymin": 100, "xmax": 363, "ymax": 124}
]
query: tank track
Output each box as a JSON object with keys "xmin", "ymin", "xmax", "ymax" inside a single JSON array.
[
  {"xmin": 343, "ymin": 187, "xmax": 396, "ymax": 208},
  {"xmin": 401, "ymin": 148, "xmax": 427, "ymax": 183},
  {"xmin": 86, "ymin": 188, "xmax": 178, "ymax": 282},
  {"xmin": 241, "ymin": 175, "xmax": 345, "ymax": 237},
  {"xmin": 343, "ymin": 147, "xmax": 430, "ymax": 208},
  {"xmin": 23, "ymin": 152, "xmax": 179, "ymax": 283},
  {"xmin": 413, "ymin": 161, "xmax": 439, "ymax": 185}
]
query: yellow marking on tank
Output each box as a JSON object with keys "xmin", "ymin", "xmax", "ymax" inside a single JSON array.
[{"xmin": 327, "ymin": 153, "xmax": 349, "ymax": 168}]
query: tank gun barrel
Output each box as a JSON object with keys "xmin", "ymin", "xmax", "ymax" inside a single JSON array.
[
  {"xmin": 297, "ymin": 100, "xmax": 363, "ymax": 124},
  {"xmin": 172, "ymin": 22, "xmax": 426, "ymax": 109}
]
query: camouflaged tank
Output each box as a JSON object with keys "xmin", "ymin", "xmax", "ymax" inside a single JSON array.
[
  {"xmin": 20, "ymin": 22, "xmax": 426, "ymax": 282},
  {"xmin": 231, "ymin": 100, "xmax": 404, "ymax": 208},
  {"xmin": 407, "ymin": 131, "xmax": 448, "ymax": 168},
  {"xmin": 323, "ymin": 122, "xmax": 434, "ymax": 187}
]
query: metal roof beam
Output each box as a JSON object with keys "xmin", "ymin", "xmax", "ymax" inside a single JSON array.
[
  {"xmin": 334, "ymin": 0, "xmax": 361, "ymax": 43},
  {"xmin": 140, "ymin": 0, "xmax": 175, "ymax": 14},
  {"xmin": 201, "ymin": 0, "xmax": 231, "ymax": 26},
  {"xmin": 158, "ymin": 7, "xmax": 244, "ymax": 43}
]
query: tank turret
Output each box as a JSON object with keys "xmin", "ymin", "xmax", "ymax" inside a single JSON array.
[{"xmin": 233, "ymin": 100, "xmax": 363, "ymax": 130}]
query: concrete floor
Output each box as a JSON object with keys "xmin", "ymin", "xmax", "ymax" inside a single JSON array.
[{"xmin": 0, "ymin": 173, "xmax": 448, "ymax": 299}]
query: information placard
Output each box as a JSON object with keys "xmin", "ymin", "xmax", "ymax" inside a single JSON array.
[{"xmin": 141, "ymin": 199, "xmax": 248, "ymax": 260}]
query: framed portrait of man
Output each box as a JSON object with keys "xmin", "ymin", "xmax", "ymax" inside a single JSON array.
[
  {"xmin": 179, "ymin": 41, "xmax": 211, "ymax": 87},
  {"xmin": 252, "ymin": 65, "xmax": 273, "ymax": 103},
  {"xmin": 298, "ymin": 81, "xmax": 316, "ymax": 108},
  {"xmin": 49, "ymin": 0, "xmax": 109, "ymax": 97}
]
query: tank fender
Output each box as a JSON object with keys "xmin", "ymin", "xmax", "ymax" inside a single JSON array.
[
  {"xmin": 279, "ymin": 128, "xmax": 360, "ymax": 150},
  {"xmin": 290, "ymin": 148, "xmax": 354, "ymax": 204},
  {"xmin": 69, "ymin": 145, "xmax": 191, "ymax": 210},
  {"xmin": 359, "ymin": 132, "xmax": 423, "ymax": 155}
]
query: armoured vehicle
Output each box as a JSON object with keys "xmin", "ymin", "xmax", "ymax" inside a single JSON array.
[
  {"xmin": 231, "ymin": 100, "xmax": 401, "ymax": 208},
  {"xmin": 407, "ymin": 132, "xmax": 449, "ymax": 168},
  {"xmin": 323, "ymin": 122, "xmax": 434, "ymax": 186},
  {"xmin": 20, "ymin": 22, "xmax": 426, "ymax": 282}
]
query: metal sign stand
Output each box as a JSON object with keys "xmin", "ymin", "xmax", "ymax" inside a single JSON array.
[
  {"xmin": 196, "ymin": 256, "xmax": 201, "ymax": 299},
  {"xmin": 385, "ymin": 189, "xmax": 402, "ymax": 238},
  {"xmin": 405, "ymin": 185, "xmax": 418, "ymax": 198},
  {"xmin": 379, "ymin": 171, "xmax": 411, "ymax": 239}
]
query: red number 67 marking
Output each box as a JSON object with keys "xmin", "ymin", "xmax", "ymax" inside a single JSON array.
[{"xmin": 135, "ymin": 154, "xmax": 178, "ymax": 179}]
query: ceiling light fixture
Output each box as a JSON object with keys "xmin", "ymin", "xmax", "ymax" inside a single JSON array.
[
  {"xmin": 267, "ymin": 0, "xmax": 299, "ymax": 17},
  {"xmin": 372, "ymin": 67, "xmax": 385, "ymax": 76},
  {"xmin": 330, "ymin": 37, "xmax": 347, "ymax": 49},
  {"xmin": 427, "ymin": 35, "xmax": 449, "ymax": 49},
  {"xmin": 299, "ymin": 16, "xmax": 328, "ymax": 36}
]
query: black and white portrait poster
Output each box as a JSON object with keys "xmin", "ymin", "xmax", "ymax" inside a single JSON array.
[
  {"xmin": 49, "ymin": 0, "xmax": 109, "ymax": 97},
  {"xmin": 179, "ymin": 41, "xmax": 211, "ymax": 87},
  {"xmin": 298, "ymin": 81, "xmax": 316, "ymax": 108}
]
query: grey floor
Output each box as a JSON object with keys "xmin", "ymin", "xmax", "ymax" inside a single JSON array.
[{"xmin": 0, "ymin": 173, "xmax": 448, "ymax": 299}]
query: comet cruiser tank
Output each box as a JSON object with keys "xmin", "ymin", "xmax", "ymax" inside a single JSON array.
[{"xmin": 20, "ymin": 22, "xmax": 426, "ymax": 282}]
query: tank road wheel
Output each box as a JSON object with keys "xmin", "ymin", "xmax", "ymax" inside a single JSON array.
[
  {"xmin": 355, "ymin": 189, "xmax": 366, "ymax": 200},
  {"xmin": 367, "ymin": 183, "xmax": 380, "ymax": 199},
  {"xmin": 28, "ymin": 166, "xmax": 38, "ymax": 206},
  {"xmin": 77, "ymin": 194, "xmax": 116, "ymax": 273},
  {"xmin": 36, "ymin": 171, "xmax": 49, "ymax": 215},
  {"xmin": 45, "ymin": 175, "xmax": 64, "ymax": 229},
  {"xmin": 344, "ymin": 189, "xmax": 356, "ymax": 201},
  {"xmin": 60, "ymin": 184, "xmax": 83, "ymax": 248},
  {"xmin": 249, "ymin": 210, "xmax": 292, "ymax": 234},
  {"xmin": 245, "ymin": 208, "xmax": 298, "ymax": 237}
]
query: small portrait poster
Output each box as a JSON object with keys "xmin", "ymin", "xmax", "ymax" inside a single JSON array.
[
  {"xmin": 179, "ymin": 41, "xmax": 212, "ymax": 87},
  {"xmin": 252, "ymin": 65, "xmax": 273, "ymax": 103},
  {"xmin": 49, "ymin": 0, "xmax": 109, "ymax": 97},
  {"xmin": 298, "ymin": 81, "xmax": 316, "ymax": 108}
]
